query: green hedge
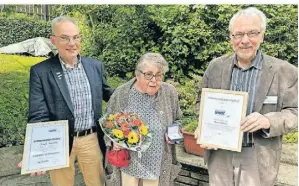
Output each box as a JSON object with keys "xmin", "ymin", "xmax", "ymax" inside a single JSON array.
[
  {"xmin": 1, "ymin": 5, "xmax": 296, "ymax": 79},
  {"xmin": 63, "ymin": 5, "xmax": 297, "ymax": 79},
  {"xmin": 0, "ymin": 54, "xmax": 126, "ymax": 147},
  {"xmin": 0, "ymin": 13, "xmax": 51, "ymax": 47},
  {"xmin": 0, "ymin": 54, "xmax": 46, "ymax": 147}
]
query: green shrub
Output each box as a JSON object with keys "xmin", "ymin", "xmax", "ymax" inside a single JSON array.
[
  {"xmin": 283, "ymin": 131, "xmax": 298, "ymax": 144},
  {"xmin": 58, "ymin": 5, "xmax": 297, "ymax": 79},
  {"xmin": 167, "ymin": 74, "xmax": 202, "ymax": 131},
  {"xmin": 102, "ymin": 76, "xmax": 127, "ymax": 111},
  {"xmin": 0, "ymin": 12, "xmax": 51, "ymax": 47},
  {"xmin": 0, "ymin": 72, "xmax": 28, "ymax": 146},
  {"xmin": 0, "ymin": 54, "xmax": 126, "ymax": 147},
  {"xmin": 107, "ymin": 76, "xmax": 127, "ymax": 88},
  {"xmin": 0, "ymin": 54, "xmax": 46, "ymax": 147}
]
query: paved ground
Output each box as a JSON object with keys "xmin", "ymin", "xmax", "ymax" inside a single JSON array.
[
  {"xmin": 176, "ymin": 143, "xmax": 298, "ymax": 186},
  {"xmin": 0, "ymin": 143, "xmax": 297, "ymax": 186}
]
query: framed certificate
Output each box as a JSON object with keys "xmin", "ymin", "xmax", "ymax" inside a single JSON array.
[
  {"xmin": 21, "ymin": 120, "xmax": 69, "ymax": 174},
  {"xmin": 196, "ymin": 88, "xmax": 248, "ymax": 152}
]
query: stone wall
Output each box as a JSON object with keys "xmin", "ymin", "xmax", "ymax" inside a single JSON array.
[
  {"xmin": 174, "ymin": 164, "xmax": 209, "ymax": 186},
  {"xmin": 0, "ymin": 144, "xmax": 297, "ymax": 186},
  {"xmin": 175, "ymin": 144, "xmax": 298, "ymax": 186}
]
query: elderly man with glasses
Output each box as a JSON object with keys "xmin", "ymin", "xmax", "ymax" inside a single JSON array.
[
  {"xmin": 196, "ymin": 7, "xmax": 298, "ymax": 186},
  {"xmin": 18, "ymin": 16, "xmax": 113, "ymax": 186}
]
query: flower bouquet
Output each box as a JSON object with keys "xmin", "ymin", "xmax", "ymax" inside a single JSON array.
[{"xmin": 99, "ymin": 112, "xmax": 152, "ymax": 162}]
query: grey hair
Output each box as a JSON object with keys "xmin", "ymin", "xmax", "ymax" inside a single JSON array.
[
  {"xmin": 51, "ymin": 16, "xmax": 78, "ymax": 35},
  {"xmin": 229, "ymin": 7, "xmax": 267, "ymax": 33},
  {"xmin": 135, "ymin": 53, "xmax": 169, "ymax": 74}
]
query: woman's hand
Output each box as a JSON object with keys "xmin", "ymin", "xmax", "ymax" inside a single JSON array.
[{"xmin": 165, "ymin": 133, "xmax": 180, "ymax": 144}]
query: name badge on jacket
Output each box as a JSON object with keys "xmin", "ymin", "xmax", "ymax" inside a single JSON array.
[{"xmin": 263, "ymin": 96, "xmax": 278, "ymax": 104}]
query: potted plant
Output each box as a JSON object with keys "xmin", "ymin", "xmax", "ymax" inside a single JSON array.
[
  {"xmin": 181, "ymin": 119, "xmax": 204, "ymax": 157},
  {"xmin": 166, "ymin": 74, "xmax": 204, "ymax": 156}
]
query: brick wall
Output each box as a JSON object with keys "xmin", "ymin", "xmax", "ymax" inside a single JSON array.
[{"xmin": 174, "ymin": 164, "xmax": 209, "ymax": 186}]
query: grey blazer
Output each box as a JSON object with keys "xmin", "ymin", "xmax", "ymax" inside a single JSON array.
[
  {"xmin": 196, "ymin": 53, "xmax": 298, "ymax": 186},
  {"xmin": 28, "ymin": 54, "xmax": 113, "ymax": 155}
]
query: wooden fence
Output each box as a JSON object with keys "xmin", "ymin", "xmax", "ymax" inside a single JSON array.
[{"xmin": 0, "ymin": 5, "xmax": 56, "ymax": 21}]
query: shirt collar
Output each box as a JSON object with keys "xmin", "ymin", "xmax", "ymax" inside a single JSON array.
[
  {"xmin": 59, "ymin": 55, "xmax": 82, "ymax": 71},
  {"xmin": 233, "ymin": 50, "xmax": 263, "ymax": 70}
]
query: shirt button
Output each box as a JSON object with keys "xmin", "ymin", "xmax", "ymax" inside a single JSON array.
[{"xmin": 163, "ymin": 170, "xmax": 166, "ymax": 174}]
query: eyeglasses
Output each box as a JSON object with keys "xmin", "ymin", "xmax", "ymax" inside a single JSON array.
[
  {"xmin": 54, "ymin": 35, "xmax": 81, "ymax": 44},
  {"xmin": 138, "ymin": 70, "xmax": 163, "ymax": 80},
  {"xmin": 231, "ymin": 31, "xmax": 261, "ymax": 40}
]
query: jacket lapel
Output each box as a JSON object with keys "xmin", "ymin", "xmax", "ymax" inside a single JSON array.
[
  {"xmin": 253, "ymin": 55, "xmax": 275, "ymax": 112},
  {"xmin": 221, "ymin": 55, "xmax": 234, "ymax": 90},
  {"xmin": 81, "ymin": 58, "xmax": 97, "ymax": 113},
  {"xmin": 50, "ymin": 56, "xmax": 74, "ymax": 115}
]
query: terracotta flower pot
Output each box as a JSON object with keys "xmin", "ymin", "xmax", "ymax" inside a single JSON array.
[{"xmin": 182, "ymin": 129, "xmax": 204, "ymax": 157}]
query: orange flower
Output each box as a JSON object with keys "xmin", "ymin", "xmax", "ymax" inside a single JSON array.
[
  {"xmin": 123, "ymin": 129, "xmax": 131, "ymax": 136},
  {"xmin": 120, "ymin": 122, "xmax": 127, "ymax": 127},
  {"xmin": 105, "ymin": 121, "xmax": 113, "ymax": 128},
  {"xmin": 115, "ymin": 113, "xmax": 121, "ymax": 121},
  {"xmin": 129, "ymin": 120, "xmax": 136, "ymax": 127},
  {"xmin": 121, "ymin": 123, "xmax": 129, "ymax": 131},
  {"xmin": 133, "ymin": 119, "xmax": 143, "ymax": 127}
]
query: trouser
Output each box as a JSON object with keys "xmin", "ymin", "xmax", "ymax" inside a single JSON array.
[
  {"xmin": 208, "ymin": 147, "xmax": 261, "ymax": 186},
  {"xmin": 49, "ymin": 133, "xmax": 105, "ymax": 186},
  {"xmin": 121, "ymin": 172, "xmax": 159, "ymax": 186}
]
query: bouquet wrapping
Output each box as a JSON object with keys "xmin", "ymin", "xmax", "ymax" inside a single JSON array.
[{"xmin": 99, "ymin": 112, "xmax": 152, "ymax": 159}]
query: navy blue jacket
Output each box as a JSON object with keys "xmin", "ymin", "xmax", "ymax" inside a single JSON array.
[{"xmin": 28, "ymin": 54, "xmax": 113, "ymax": 157}]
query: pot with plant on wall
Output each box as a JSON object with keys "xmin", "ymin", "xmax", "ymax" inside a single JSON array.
[{"xmin": 182, "ymin": 119, "xmax": 204, "ymax": 157}]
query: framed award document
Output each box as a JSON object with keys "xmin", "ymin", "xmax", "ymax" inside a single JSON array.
[
  {"xmin": 196, "ymin": 88, "xmax": 248, "ymax": 152},
  {"xmin": 21, "ymin": 120, "xmax": 69, "ymax": 174}
]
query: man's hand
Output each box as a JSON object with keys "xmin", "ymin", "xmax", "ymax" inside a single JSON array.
[
  {"xmin": 200, "ymin": 144, "xmax": 218, "ymax": 150},
  {"xmin": 17, "ymin": 161, "xmax": 46, "ymax": 176},
  {"xmin": 241, "ymin": 112, "xmax": 270, "ymax": 132}
]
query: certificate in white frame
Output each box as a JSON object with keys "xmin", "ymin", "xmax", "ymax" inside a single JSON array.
[
  {"xmin": 196, "ymin": 88, "xmax": 248, "ymax": 152},
  {"xmin": 21, "ymin": 120, "xmax": 69, "ymax": 174}
]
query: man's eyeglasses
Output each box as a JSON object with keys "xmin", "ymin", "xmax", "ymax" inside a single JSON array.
[
  {"xmin": 54, "ymin": 35, "xmax": 81, "ymax": 44},
  {"xmin": 138, "ymin": 70, "xmax": 163, "ymax": 80},
  {"xmin": 231, "ymin": 31, "xmax": 261, "ymax": 40}
]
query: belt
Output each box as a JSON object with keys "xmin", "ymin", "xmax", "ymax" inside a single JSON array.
[
  {"xmin": 74, "ymin": 126, "xmax": 97, "ymax": 137},
  {"xmin": 242, "ymin": 143, "xmax": 254, "ymax": 147}
]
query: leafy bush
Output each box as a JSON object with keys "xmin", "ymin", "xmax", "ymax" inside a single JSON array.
[
  {"xmin": 58, "ymin": 5, "xmax": 297, "ymax": 79},
  {"xmin": 102, "ymin": 76, "xmax": 127, "ymax": 110},
  {"xmin": 283, "ymin": 132, "xmax": 298, "ymax": 144},
  {"xmin": 0, "ymin": 54, "xmax": 126, "ymax": 147},
  {"xmin": 167, "ymin": 74, "xmax": 202, "ymax": 131},
  {"xmin": 0, "ymin": 54, "xmax": 46, "ymax": 147},
  {"xmin": 0, "ymin": 12, "xmax": 51, "ymax": 47}
]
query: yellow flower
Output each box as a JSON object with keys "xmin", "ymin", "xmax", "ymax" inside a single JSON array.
[
  {"xmin": 128, "ymin": 131, "xmax": 139, "ymax": 144},
  {"xmin": 112, "ymin": 129, "xmax": 124, "ymax": 139},
  {"xmin": 108, "ymin": 114, "xmax": 116, "ymax": 121},
  {"xmin": 139, "ymin": 125, "xmax": 148, "ymax": 136}
]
